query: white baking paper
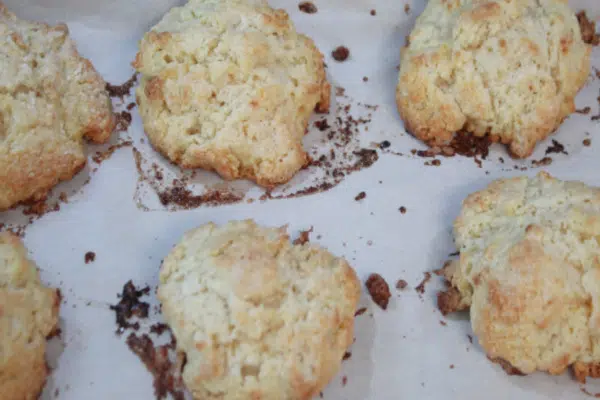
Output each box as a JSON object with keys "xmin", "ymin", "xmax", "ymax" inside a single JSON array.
[{"xmin": 1, "ymin": 0, "xmax": 600, "ymax": 399}]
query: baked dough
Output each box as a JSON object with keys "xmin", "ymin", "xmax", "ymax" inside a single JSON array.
[
  {"xmin": 439, "ymin": 172, "xmax": 600, "ymax": 380},
  {"xmin": 0, "ymin": 3, "xmax": 115, "ymax": 210},
  {"xmin": 158, "ymin": 220, "xmax": 360, "ymax": 399},
  {"xmin": 0, "ymin": 232, "xmax": 60, "ymax": 399},
  {"xmin": 133, "ymin": 0, "xmax": 330, "ymax": 187},
  {"xmin": 396, "ymin": 0, "xmax": 590, "ymax": 158}
]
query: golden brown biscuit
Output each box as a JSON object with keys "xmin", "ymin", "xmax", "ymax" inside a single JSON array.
[
  {"xmin": 0, "ymin": 233, "xmax": 60, "ymax": 399},
  {"xmin": 440, "ymin": 172, "xmax": 600, "ymax": 379},
  {"xmin": 0, "ymin": 3, "xmax": 114, "ymax": 210},
  {"xmin": 133, "ymin": 0, "xmax": 330, "ymax": 187},
  {"xmin": 396, "ymin": 0, "xmax": 590, "ymax": 158},
  {"xmin": 158, "ymin": 220, "xmax": 360, "ymax": 399}
]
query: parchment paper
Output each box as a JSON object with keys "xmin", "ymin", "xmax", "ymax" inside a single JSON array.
[{"xmin": 1, "ymin": 0, "xmax": 599, "ymax": 399}]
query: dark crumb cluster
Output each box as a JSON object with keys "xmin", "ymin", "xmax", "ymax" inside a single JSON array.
[
  {"xmin": 106, "ymin": 73, "xmax": 138, "ymax": 98},
  {"xmin": 111, "ymin": 281, "xmax": 187, "ymax": 399},
  {"xmin": 332, "ymin": 46, "xmax": 350, "ymax": 62},
  {"xmin": 298, "ymin": 1, "xmax": 317, "ymax": 13},
  {"xmin": 355, "ymin": 191, "xmax": 366, "ymax": 201},
  {"xmin": 92, "ymin": 139, "xmax": 133, "ymax": 164},
  {"xmin": 110, "ymin": 280, "xmax": 150, "ymax": 334},
  {"xmin": 545, "ymin": 139, "xmax": 568, "ymax": 155},
  {"xmin": 366, "ymin": 273, "xmax": 391, "ymax": 310},
  {"xmin": 396, "ymin": 279, "xmax": 408, "ymax": 290}
]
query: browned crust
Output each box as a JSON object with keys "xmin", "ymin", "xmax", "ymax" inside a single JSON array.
[
  {"xmin": 572, "ymin": 361, "xmax": 600, "ymax": 384},
  {"xmin": 437, "ymin": 286, "xmax": 469, "ymax": 316},
  {"xmin": 0, "ymin": 146, "xmax": 86, "ymax": 211}
]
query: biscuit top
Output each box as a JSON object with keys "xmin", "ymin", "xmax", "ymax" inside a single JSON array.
[
  {"xmin": 0, "ymin": 232, "xmax": 60, "ymax": 398},
  {"xmin": 452, "ymin": 172, "xmax": 600, "ymax": 374},
  {"xmin": 133, "ymin": 0, "xmax": 330, "ymax": 187},
  {"xmin": 0, "ymin": 4, "xmax": 114, "ymax": 147},
  {"xmin": 397, "ymin": 0, "xmax": 590, "ymax": 157},
  {"xmin": 158, "ymin": 220, "xmax": 360, "ymax": 399}
]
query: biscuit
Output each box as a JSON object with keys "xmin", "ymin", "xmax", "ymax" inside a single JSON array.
[
  {"xmin": 158, "ymin": 220, "xmax": 360, "ymax": 399},
  {"xmin": 0, "ymin": 232, "xmax": 60, "ymax": 399},
  {"xmin": 0, "ymin": 3, "xmax": 114, "ymax": 210},
  {"xmin": 439, "ymin": 172, "xmax": 600, "ymax": 379},
  {"xmin": 396, "ymin": 0, "xmax": 590, "ymax": 158},
  {"xmin": 133, "ymin": 0, "xmax": 330, "ymax": 187}
]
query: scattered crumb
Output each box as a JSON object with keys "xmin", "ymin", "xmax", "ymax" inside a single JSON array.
[
  {"xmin": 127, "ymin": 102, "xmax": 136, "ymax": 110},
  {"xmin": 415, "ymin": 272, "xmax": 432, "ymax": 294},
  {"xmin": 293, "ymin": 227, "xmax": 313, "ymax": 246},
  {"xmin": 439, "ymin": 320, "xmax": 447, "ymax": 326},
  {"xmin": 580, "ymin": 387, "xmax": 600, "ymax": 398},
  {"xmin": 362, "ymin": 76, "xmax": 368, "ymax": 82},
  {"xmin": 531, "ymin": 156, "xmax": 553, "ymax": 167},
  {"xmin": 584, "ymin": 138, "xmax": 592, "ymax": 147},
  {"xmin": 332, "ymin": 46, "xmax": 350, "ymax": 62},
  {"xmin": 399, "ymin": 206, "xmax": 407, "ymax": 214},
  {"xmin": 576, "ymin": 106, "xmax": 592, "ymax": 114},
  {"xmin": 366, "ymin": 273, "xmax": 391, "ymax": 310},
  {"xmin": 396, "ymin": 279, "xmax": 408, "ymax": 290},
  {"xmin": 343, "ymin": 352, "xmax": 352, "ymax": 361},
  {"xmin": 106, "ymin": 73, "xmax": 137, "ymax": 98},
  {"xmin": 404, "ymin": 4, "xmax": 410, "ymax": 14},
  {"xmin": 355, "ymin": 307, "xmax": 367, "ymax": 317},
  {"xmin": 379, "ymin": 140, "xmax": 391, "ymax": 149},
  {"xmin": 84, "ymin": 251, "xmax": 96, "ymax": 264},
  {"xmin": 355, "ymin": 191, "xmax": 366, "ymax": 201},
  {"xmin": 467, "ymin": 335, "xmax": 473, "ymax": 344},
  {"xmin": 450, "ymin": 364, "xmax": 455, "ymax": 369},
  {"xmin": 370, "ymin": 9, "xmax": 376, "ymax": 16},
  {"xmin": 298, "ymin": 1, "xmax": 317, "ymax": 13},
  {"xmin": 545, "ymin": 139, "xmax": 568, "ymax": 155},
  {"xmin": 489, "ymin": 357, "xmax": 525, "ymax": 376},
  {"xmin": 342, "ymin": 376, "xmax": 348, "ymax": 386}
]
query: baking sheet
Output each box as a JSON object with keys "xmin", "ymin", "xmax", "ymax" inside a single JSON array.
[{"xmin": 1, "ymin": 0, "xmax": 600, "ymax": 398}]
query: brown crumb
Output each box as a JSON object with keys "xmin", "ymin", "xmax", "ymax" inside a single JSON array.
[
  {"xmin": 362, "ymin": 76, "xmax": 368, "ymax": 82},
  {"xmin": 370, "ymin": 9, "xmax": 376, "ymax": 15},
  {"xmin": 106, "ymin": 73, "xmax": 138, "ymax": 98},
  {"xmin": 355, "ymin": 191, "xmax": 366, "ymax": 201},
  {"xmin": 298, "ymin": 1, "xmax": 317, "ymax": 13},
  {"xmin": 439, "ymin": 320, "xmax": 447, "ymax": 326},
  {"xmin": 366, "ymin": 273, "xmax": 391, "ymax": 310},
  {"xmin": 577, "ymin": 11, "xmax": 600, "ymax": 46},
  {"xmin": 342, "ymin": 376, "xmax": 348, "ymax": 386},
  {"xmin": 399, "ymin": 206, "xmax": 407, "ymax": 214},
  {"xmin": 332, "ymin": 46, "xmax": 350, "ymax": 62},
  {"xmin": 354, "ymin": 307, "xmax": 368, "ymax": 316},
  {"xmin": 396, "ymin": 279, "xmax": 408, "ymax": 290},
  {"xmin": 127, "ymin": 102, "xmax": 136, "ymax": 111},
  {"xmin": 293, "ymin": 227, "xmax": 313, "ymax": 245},
  {"xmin": 109, "ymin": 281, "xmax": 150, "ymax": 334},
  {"xmin": 450, "ymin": 364, "xmax": 455, "ymax": 369},
  {"xmin": 580, "ymin": 387, "xmax": 600, "ymax": 398},
  {"xmin": 467, "ymin": 335, "xmax": 473, "ymax": 344},
  {"xmin": 150, "ymin": 323, "xmax": 170, "ymax": 336},
  {"xmin": 584, "ymin": 138, "xmax": 592, "ymax": 147},
  {"xmin": 531, "ymin": 156, "xmax": 553, "ymax": 167},
  {"xmin": 576, "ymin": 106, "xmax": 592, "ymax": 114},
  {"xmin": 84, "ymin": 251, "xmax": 96, "ymax": 264},
  {"xmin": 342, "ymin": 352, "xmax": 352, "ymax": 361},
  {"xmin": 404, "ymin": 4, "xmax": 411, "ymax": 14},
  {"xmin": 545, "ymin": 139, "xmax": 568, "ymax": 155},
  {"xmin": 415, "ymin": 272, "xmax": 432, "ymax": 295}
]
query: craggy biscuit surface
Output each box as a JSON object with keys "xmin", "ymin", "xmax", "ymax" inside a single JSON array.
[
  {"xmin": 0, "ymin": 3, "xmax": 114, "ymax": 210},
  {"xmin": 0, "ymin": 233, "xmax": 60, "ymax": 400},
  {"xmin": 158, "ymin": 220, "xmax": 360, "ymax": 400},
  {"xmin": 441, "ymin": 172, "xmax": 600, "ymax": 379},
  {"xmin": 133, "ymin": 0, "xmax": 330, "ymax": 187},
  {"xmin": 396, "ymin": 0, "xmax": 590, "ymax": 158}
]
